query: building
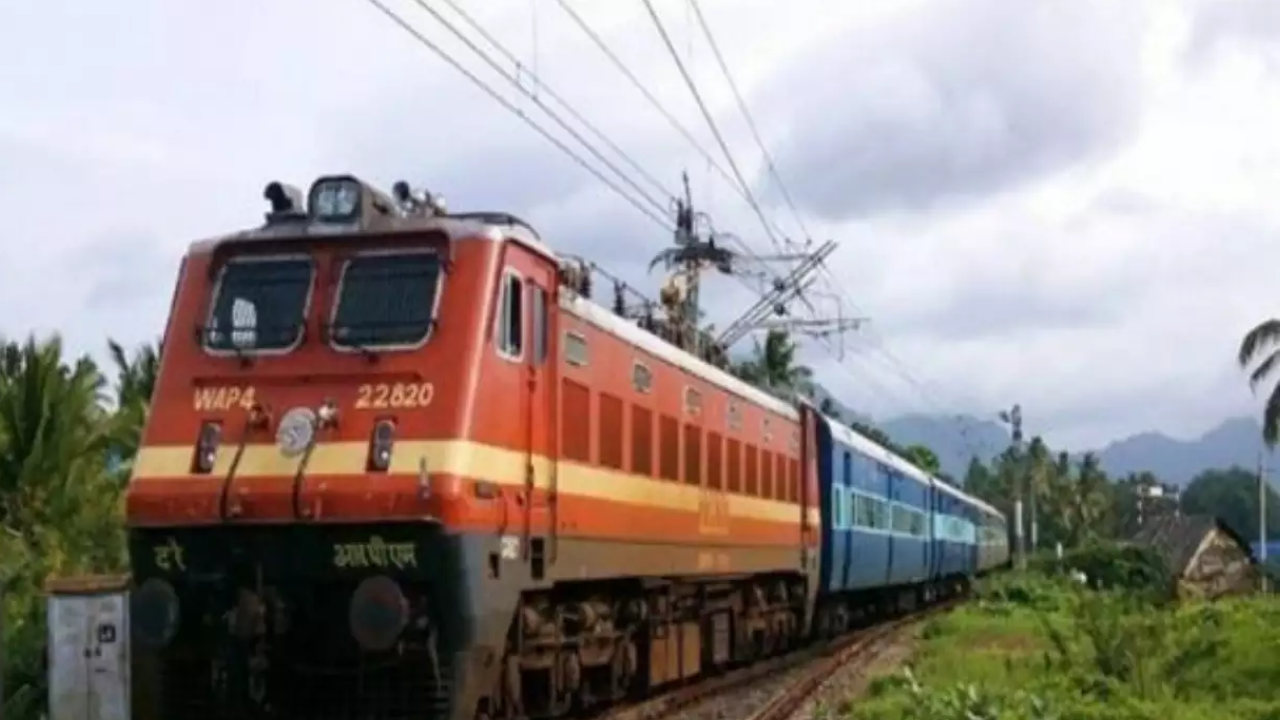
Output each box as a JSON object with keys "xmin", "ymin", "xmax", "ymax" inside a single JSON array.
[{"xmin": 1130, "ymin": 515, "xmax": 1258, "ymax": 599}]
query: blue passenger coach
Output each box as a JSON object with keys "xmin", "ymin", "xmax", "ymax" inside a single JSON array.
[
  {"xmin": 816, "ymin": 415, "xmax": 933, "ymax": 594},
  {"xmin": 813, "ymin": 411, "xmax": 1003, "ymax": 633}
]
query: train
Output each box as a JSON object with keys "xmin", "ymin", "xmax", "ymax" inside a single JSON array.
[{"xmin": 118, "ymin": 175, "xmax": 1009, "ymax": 720}]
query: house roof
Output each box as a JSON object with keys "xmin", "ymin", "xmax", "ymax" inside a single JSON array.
[{"xmin": 1130, "ymin": 514, "xmax": 1255, "ymax": 575}]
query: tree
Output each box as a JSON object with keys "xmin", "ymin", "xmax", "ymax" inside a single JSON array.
[
  {"xmin": 1238, "ymin": 319, "xmax": 1280, "ymax": 444},
  {"xmin": 903, "ymin": 444, "xmax": 941, "ymax": 475},
  {"xmin": 817, "ymin": 396, "xmax": 841, "ymax": 421},
  {"xmin": 738, "ymin": 329, "xmax": 813, "ymax": 398},
  {"xmin": 963, "ymin": 456, "xmax": 994, "ymax": 494},
  {"xmin": 105, "ymin": 337, "xmax": 161, "ymax": 482},
  {"xmin": 0, "ymin": 334, "xmax": 132, "ymax": 719},
  {"xmin": 1181, "ymin": 466, "xmax": 1280, "ymax": 542}
]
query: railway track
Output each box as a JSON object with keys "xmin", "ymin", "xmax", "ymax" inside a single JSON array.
[{"xmin": 599, "ymin": 598, "xmax": 960, "ymax": 720}]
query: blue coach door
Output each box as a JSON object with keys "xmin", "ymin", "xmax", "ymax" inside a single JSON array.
[{"xmin": 882, "ymin": 464, "xmax": 894, "ymax": 587}]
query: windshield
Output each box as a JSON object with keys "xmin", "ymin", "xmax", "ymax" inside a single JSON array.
[
  {"xmin": 204, "ymin": 257, "xmax": 313, "ymax": 353},
  {"xmin": 330, "ymin": 252, "xmax": 442, "ymax": 349}
]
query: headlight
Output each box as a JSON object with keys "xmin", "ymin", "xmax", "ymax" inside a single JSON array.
[
  {"xmin": 276, "ymin": 407, "xmax": 317, "ymax": 458},
  {"xmin": 309, "ymin": 177, "xmax": 362, "ymax": 222},
  {"xmin": 349, "ymin": 575, "xmax": 409, "ymax": 652},
  {"xmin": 131, "ymin": 577, "xmax": 181, "ymax": 649}
]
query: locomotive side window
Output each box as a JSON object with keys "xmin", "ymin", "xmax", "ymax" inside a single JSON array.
[
  {"xmin": 204, "ymin": 255, "xmax": 313, "ymax": 354},
  {"xmin": 564, "ymin": 332, "xmax": 589, "ymax": 366},
  {"xmin": 531, "ymin": 286, "xmax": 549, "ymax": 364},
  {"xmin": 497, "ymin": 270, "xmax": 524, "ymax": 359},
  {"xmin": 330, "ymin": 251, "xmax": 442, "ymax": 350},
  {"xmin": 632, "ymin": 362, "xmax": 653, "ymax": 393}
]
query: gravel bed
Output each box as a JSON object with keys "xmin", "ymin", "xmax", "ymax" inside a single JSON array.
[
  {"xmin": 789, "ymin": 623, "xmax": 923, "ymax": 720},
  {"xmin": 668, "ymin": 659, "xmax": 818, "ymax": 720}
]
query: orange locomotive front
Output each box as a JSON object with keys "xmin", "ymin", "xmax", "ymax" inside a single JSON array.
[{"xmin": 125, "ymin": 175, "xmax": 819, "ymax": 720}]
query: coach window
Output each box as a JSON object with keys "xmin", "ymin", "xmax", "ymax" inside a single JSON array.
[
  {"xmin": 832, "ymin": 485, "xmax": 846, "ymax": 530},
  {"xmin": 496, "ymin": 270, "xmax": 524, "ymax": 360}
]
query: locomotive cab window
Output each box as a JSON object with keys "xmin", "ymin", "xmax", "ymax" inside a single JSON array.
[
  {"xmin": 204, "ymin": 255, "xmax": 313, "ymax": 354},
  {"xmin": 330, "ymin": 251, "xmax": 442, "ymax": 350},
  {"xmin": 497, "ymin": 270, "xmax": 524, "ymax": 359}
]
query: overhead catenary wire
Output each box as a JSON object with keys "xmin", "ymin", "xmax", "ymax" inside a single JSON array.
[
  {"xmin": 364, "ymin": 0, "xmax": 985, "ymax": 464},
  {"xmin": 435, "ymin": 0, "xmax": 674, "ymax": 204},
  {"xmin": 671, "ymin": 0, "xmax": 991, "ymax": 462},
  {"xmin": 406, "ymin": 0, "xmax": 675, "ymax": 220},
  {"xmin": 685, "ymin": 0, "xmax": 812, "ymax": 248},
  {"xmin": 363, "ymin": 0, "xmax": 673, "ymax": 230},
  {"xmin": 639, "ymin": 0, "xmax": 787, "ymax": 257},
  {"xmin": 549, "ymin": 0, "xmax": 818, "ymax": 308},
  {"xmin": 549, "ymin": 0, "xmax": 752, "ymax": 216}
]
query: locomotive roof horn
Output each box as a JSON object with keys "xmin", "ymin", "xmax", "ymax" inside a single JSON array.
[
  {"xmin": 392, "ymin": 180, "xmax": 448, "ymax": 218},
  {"xmin": 262, "ymin": 181, "xmax": 306, "ymax": 224}
]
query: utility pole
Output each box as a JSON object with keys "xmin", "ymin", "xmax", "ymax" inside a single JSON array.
[
  {"xmin": 999, "ymin": 404, "xmax": 1026, "ymax": 570},
  {"xmin": 1259, "ymin": 451, "xmax": 1270, "ymax": 593}
]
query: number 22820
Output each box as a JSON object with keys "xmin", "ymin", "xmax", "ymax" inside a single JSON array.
[{"xmin": 355, "ymin": 382, "xmax": 436, "ymax": 410}]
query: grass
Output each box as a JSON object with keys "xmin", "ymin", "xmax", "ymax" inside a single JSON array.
[{"xmin": 844, "ymin": 570, "xmax": 1280, "ymax": 720}]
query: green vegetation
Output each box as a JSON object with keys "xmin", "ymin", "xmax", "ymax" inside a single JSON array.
[
  {"xmin": 847, "ymin": 559, "xmax": 1280, "ymax": 720},
  {"xmin": 1, "ymin": 334, "xmax": 154, "ymax": 720}
]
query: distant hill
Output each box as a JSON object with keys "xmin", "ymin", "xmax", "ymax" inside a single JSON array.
[
  {"xmin": 806, "ymin": 384, "xmax": 1265, "ymax": 486},
  {"xmin": 1085, "ymin": 416, "xmax": 1268, "ymax": 486},
  {"xmin": 867, "ymin": 410, "xmax": 1267, "ymax": 487}
]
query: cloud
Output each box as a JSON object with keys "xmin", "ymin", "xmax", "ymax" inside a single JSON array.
[
  {"xmin": 1187, "ymin": 0, "xmax": 1280, "ymax": 62},
  {"xmin": 757, "ymin": 0, "xmax": 1147, "ymax": 221},
  {"xmin": 4, "ymin": 0, "xmax": 1280, "ymax": 456}
]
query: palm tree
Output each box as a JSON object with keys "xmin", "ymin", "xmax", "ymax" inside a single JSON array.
[
  {"xmin": 747, "ymin": 329, "xmax": 813, "ymax": 398},
  {"xmin": 1238, "ymin": 320, "xmax": 1280, "ymax": 444},
  {"xmin": 0, "ymin": 334, "xmax": 128, "ymax": 719},
  {"xmin": 106, "ymin": 338, "xmax": 161, "ymax": 480}
]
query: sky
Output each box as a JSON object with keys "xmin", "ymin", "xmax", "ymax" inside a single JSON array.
[{"xmin": 2, "ymin": 0, "xmax": 1279, "ymax": 451}]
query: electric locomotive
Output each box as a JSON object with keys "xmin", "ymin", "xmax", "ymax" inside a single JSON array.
[{"xmin": 124, "ymin": 175, "xmax": 825, "ymax": 720}]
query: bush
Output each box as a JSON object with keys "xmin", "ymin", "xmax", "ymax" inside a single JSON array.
[
  {"xmin": 1028, "ymin": 542, "xmax": 1172, "ymax": 600},
  {"xmin": 850, "ymin": 564, "xmax": 1280, "ymax": 720}
]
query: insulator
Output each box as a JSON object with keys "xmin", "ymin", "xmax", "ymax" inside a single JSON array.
[{"xmin": 613, "ymin": 281, "xmax": 626, "ymax": 315}]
